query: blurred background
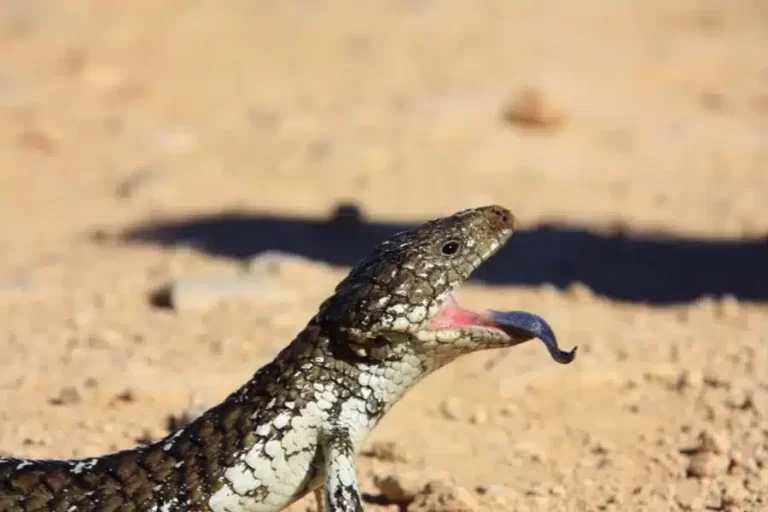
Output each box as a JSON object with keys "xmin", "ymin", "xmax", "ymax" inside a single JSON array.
[{"xmin": 1, "ymin": 1, "xmax": 767, "ymax": 510}]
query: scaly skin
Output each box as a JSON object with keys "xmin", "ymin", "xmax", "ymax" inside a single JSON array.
[{"xmin": 0, "ymin": 205, "xmax": 576, "ymax": 512}]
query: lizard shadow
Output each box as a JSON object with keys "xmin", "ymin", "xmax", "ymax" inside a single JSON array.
[{"xmin": 118, "ymin": 205, "xmax": 768, "ymax": 305}]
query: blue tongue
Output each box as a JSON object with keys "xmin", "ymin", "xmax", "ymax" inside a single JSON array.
[{"xmin": 488, "ymin": 310, "xmax": 577, "ymax": 364}]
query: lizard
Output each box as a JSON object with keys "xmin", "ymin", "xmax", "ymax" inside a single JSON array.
[{"xmin": 0, "ymin": 205, "xmax": 576, "ymax": 512}]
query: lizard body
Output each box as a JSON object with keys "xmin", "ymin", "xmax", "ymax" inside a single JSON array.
[{"xmin": 0, "ymin": 205, "xmax": 576, "ymax": 512}]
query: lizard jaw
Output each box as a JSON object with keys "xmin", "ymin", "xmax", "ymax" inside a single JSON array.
[{"xmin": 430, "ymin": 295, "xmax": 577, "ymax": 364}]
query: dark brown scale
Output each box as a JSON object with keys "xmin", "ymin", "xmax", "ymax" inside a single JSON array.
[
  {"xmin": 407, "ymin": 281, "xmax": 433, "ymax": 305},
  {"xmin": 371, "ymin": 261, "xmax": 397, "ymax": 286},
  {"xmin": 445, "ymin": 267, "xmax": 462, "ymax": 285},
  {"xmin": 399, "ymin": 255, "xmax": 419, "ymax": 271},
  {"xmin": 40, "ymin": 468, "xmax": 70, "ymax": 495}
]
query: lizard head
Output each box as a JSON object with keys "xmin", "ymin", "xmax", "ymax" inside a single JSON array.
[{"xmin": 319, "ymin": 205, "xmax": 576, "ymax": 364}]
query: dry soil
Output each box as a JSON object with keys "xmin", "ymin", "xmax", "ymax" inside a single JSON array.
[{"xmin": 1, "ymin": 1, "xmax": 767, "ymax": 511}]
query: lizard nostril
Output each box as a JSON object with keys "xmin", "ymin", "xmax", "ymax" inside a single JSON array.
[{"xmin": 485, "ymin": 206, "xmax": 515, "ymax": 229}]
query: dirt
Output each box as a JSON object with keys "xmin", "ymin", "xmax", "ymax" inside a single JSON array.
[{"xmin": 1, "ymin": 1, "xmax": 768, "ymax": 511}]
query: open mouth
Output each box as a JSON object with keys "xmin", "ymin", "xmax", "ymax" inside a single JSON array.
[{"xmin": 430, "ymin": 295, "xmax": 577, "ymax": 364}]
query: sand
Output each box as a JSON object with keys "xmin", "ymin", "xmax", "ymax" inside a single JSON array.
[{"xmin": 1, "ymin": 0, "xmax": 767, "ymax": 510}]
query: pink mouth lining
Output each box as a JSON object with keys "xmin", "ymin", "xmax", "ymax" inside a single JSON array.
[
  {"xmin": 427, "ymin": 295, "xmax": 578, "ymax": 365},
  {"xmin": 429, "ymin": 295, "xmax": 498, "ymax": 329}
]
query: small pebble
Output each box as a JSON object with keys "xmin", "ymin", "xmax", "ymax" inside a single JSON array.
[
  {"xmin": 247, "ymin": 251, "xmax": 290, "ymax": 277},
  {"xmin": 114, "ymin": 388, "xmax": 136, "ymax": 403},
  {"xmin": 408, "ymin": 479, "xmax": 479, "ymax": 512},
  {"xmin": 499, "ymin": 404, "xmax": 518, "ymax": 417},
  {"xmin": 643, "ymin": 366, "xmax": 680, "ymax": 388},
  {"xmin": 361, "ymin": 441, "xmax": 409, "ymax": 462},
  {"xmin": 512, "ymin": 441, "xmax": 546, "ymax": 463},
  {"xmin": 590, "ymin": 439, "xmax": 614, "ymax": 455},
  {"xmin": 475, "ymin": 484, "xmax": 510, "ymax": 506},
  {"xmin": 116, "ymin": 168, "xmax": 163, "ymax": 199},
  {"xmin": 83, "ymin": 377, "xmax": 99, "ymax": 389},
  {"xmin": 725, "ymin": 386, "xmax": 750, "ymax": 410},
  {"xmin": 372, "ymin": 470, "xmax": 426, "ymax": 505},
  {"xmin": 749, "ymin": 388, "xmax": 768, "ymax": 419},
  {"xmin": 439, "ymin": 397, "xmax": 462, "ymax": 421},
  {"xmin": 686, "ymin": 453, "xmax": 730, "ymax": 478},
  {"xmin": 565, "ymin": 281, "xmax": 594, "ymax": 301},
  {"xmin": 676, "ymin": 369, "xmax": 704, "ymax": 391},
  {"xmin": 167, "ymin": 396, "xmax": 211, "ymax": 431},
  {"xmin": 49, "ymin": 386, "xmax": 81, "ymax": 406},
  {"xmin": 135, "ymin": 429, "xmax": 156, "ymax": 445},
  {"xmin": 681, "ymin": 428, "xmax": 733, "ymax": 478},
  {"xmin": 469, "ymin": 407, "xmax": 488, "ymax": 425},
  {"xmin": 674, "ymin": 478, "xmax": 703, "ymax": 508},
  {"xmin": 700, "ymin": 486, "xmax": 724, "ymax": 510},
  {"xmin": 697, "ymin": 428, "xmax": 731, "ymax": 455},
  {"xmin": 161, "ymin": 274, "xmax": 282, "ymax": 311},
  {"xmin": 328, "ymin": 202, "xmax": 365, "ymax": 225},
  {"xmin": 502, "ymin": 87, "xmax": 566, "ymax": 131},
  {"xmin": 722, "ymin": 478, "xmax": 749, "ymax": 506},
  {"xmin": 548, "ymin": 484, "xmax": 566, "ymax": 497},
  {"xmin": 18, "ymin": 129, "xmax": 57, "ymax": 156},
  {"xmin": 715, "ymin": 294, "xmax": 741, "ymax": 320}
]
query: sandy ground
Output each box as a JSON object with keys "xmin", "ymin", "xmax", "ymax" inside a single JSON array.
[{"xmin": 1, "ymin": 1, "xmax": 768, "ymax": 510}]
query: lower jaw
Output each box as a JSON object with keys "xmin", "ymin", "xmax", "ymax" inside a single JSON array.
[{"xmin": 429, "ymin": 295, "xmax": 577, "ymax": 364}]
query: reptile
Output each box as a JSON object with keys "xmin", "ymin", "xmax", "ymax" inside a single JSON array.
[{"xmin": 0, "ymin": 205, "xmax": 576, "ymax": 512}]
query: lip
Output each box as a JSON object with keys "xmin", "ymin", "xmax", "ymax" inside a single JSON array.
[{"xmin": 430, "ymin": 296, "xmax": 577, "ymax": 364}]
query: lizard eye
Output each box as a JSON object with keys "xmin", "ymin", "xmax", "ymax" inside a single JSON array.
[{"xmin": 441, "ymin": 240, "xmax": 461, "ymax": 256}]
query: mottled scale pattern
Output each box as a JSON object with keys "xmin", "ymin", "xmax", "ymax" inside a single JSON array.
[{"xmin": 0, "ymin": 205, "xmax": 574, "ymax": 512}]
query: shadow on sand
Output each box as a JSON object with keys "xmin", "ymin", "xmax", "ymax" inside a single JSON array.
[{"xmin": 120, "ymin": 206, "xmax": 768, "ymax": 305}]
